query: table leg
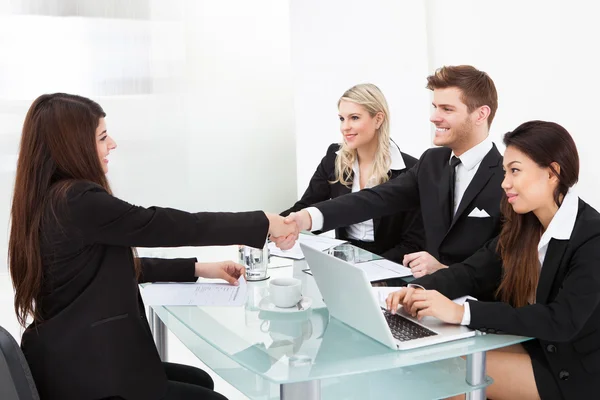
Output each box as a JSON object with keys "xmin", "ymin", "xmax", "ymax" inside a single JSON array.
[
  {"xmin": 465, "ymin": 351, "xmax": 487, "ymax": 400},
  {"xmin": 280, "ymin": 380, "xmax": 321, "ymax": 400},
  {"xmin": 148, "ymin": 307, "xmax": 168, "ymax": 361}
]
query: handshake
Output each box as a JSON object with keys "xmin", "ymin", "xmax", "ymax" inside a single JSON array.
[{"xmin": 265, "ymin": 210, "xmax": 313, "ymax": 250}]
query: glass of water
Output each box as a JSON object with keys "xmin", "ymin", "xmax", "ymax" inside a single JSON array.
[
  {"xmin": 239, "ymin": 241, "xmax": 270, "ymax": 281},
  {"xmin": 327, "ymin": 244, "xmax": 357, "ymax": 263}
]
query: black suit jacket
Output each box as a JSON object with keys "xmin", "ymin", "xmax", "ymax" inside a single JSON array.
[
  {"xmin": 21, "ymin": 181, "xmax": 269, "ymax": 400},
  {"xmin": 314, "ymin": 144, "xmax": 505, "ymax": 266},
  {"xmin": 413, "ymin": 200, "xmax": 600, "ymax": 399},
  {"xmin": 281, "ymin": 143, "xmax": 425, "ymax": 261}
]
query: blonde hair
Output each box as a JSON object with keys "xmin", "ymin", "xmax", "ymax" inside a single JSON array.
[{"xmin": 334, "ymin": 83, "xmax": 392, "ymax": 187}]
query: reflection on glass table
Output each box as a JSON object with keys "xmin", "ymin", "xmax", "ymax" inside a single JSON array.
[{"xmin": 146, "ymin": 245, "xmax": 531, "ymax": 400}]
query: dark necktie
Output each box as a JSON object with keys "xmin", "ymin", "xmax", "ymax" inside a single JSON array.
[{"xmin": 449, "ymin": 156, "xmax": 462, "ymax": 219}]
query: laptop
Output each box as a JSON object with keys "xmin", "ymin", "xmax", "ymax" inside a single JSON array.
[{"xmin": 300, "ymin": 243, "xmax": 476, "ymax": 350}]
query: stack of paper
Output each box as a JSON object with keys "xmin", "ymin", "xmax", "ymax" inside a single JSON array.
[
  {"xmin": 141, "ymin": 276, "xmax": 247, "ymax": 306},
  {"xmin": 268, "ymin": 234, "xmax": 347, "ymax": 260},
  {"xmin": 357, "ymin": 259, "xmax": 413, "ymax": 281},
  {"xmin": 304, "ymin": 258, "xmax": 413, "ymax": 282}
]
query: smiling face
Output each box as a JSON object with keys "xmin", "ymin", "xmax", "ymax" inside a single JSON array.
[
  {"xmin": 501, "ymin": 145, "xmax": 559, "ymax": 217},
  {"xmin": 430, "ymin": 87, "xmax": 482, "ymax": 155},
  {"xmin": 338, "ymin": 100, "xmax": 383, "ymax": 150},
  {"xmin": 95, "ymin": 118, "xmax": 117, "ymax": 174}
]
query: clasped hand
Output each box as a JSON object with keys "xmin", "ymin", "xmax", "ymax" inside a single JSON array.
[
  {"xmin": 266, "ymin": 210, "xmax": 312, "ymax": 250},
  {"xmin": 385, "ymin": 287, "xmax": 464, "ymax": 324}
]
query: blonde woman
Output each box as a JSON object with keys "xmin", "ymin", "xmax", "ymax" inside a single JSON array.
[{"xmin": 281, "ymin": 84, "xmax": 424, "ymax": 262}]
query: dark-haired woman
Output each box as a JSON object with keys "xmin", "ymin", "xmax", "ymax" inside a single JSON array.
[
  {"xmin": 387, "ymin": 121, "xmax": 599, "ymax": 399},
  {"xmin": 9, "ymin": 93, "xmax": 296, "ymax": 400}
]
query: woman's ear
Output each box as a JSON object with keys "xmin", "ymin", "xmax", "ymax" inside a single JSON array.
[
  {"xmin": 549, "ymin": 162, "xmax": 561, "ymax": 182},
  {"xmin": 375, "ymin": 112, "xmax": 385, "ymax": 129}
]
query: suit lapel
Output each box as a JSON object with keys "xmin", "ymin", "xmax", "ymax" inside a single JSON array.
[
  {"xmin": 338, "ymin": 182, "xmax": 351, "ymax": 195},
  {"xmin": 536, "ymin": 239, "xmax": 568, "ymax": 303},
  {"xmin": 449, "ymin": 145, "xmax": 502, "ymax": 231},
  {"xmin": 332, "ymin": 172, "xmax": 352, "ymax": 197}
]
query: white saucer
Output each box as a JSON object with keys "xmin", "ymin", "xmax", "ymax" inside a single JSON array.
[{"xmin": 258, "ymin": 296, "xmax": 312, "ymax": 313}]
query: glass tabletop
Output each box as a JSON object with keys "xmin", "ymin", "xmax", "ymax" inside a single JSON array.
[
  {"xmin": 153, "ymin": 304, "xmax": 495, "ymax": 399},
  {"xmin": 149, "ymin": 244, "xmax": 531, "ymax": 386}
]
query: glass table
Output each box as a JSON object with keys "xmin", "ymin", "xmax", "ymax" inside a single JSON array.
[{"xmin": 146, "ymin": 245, "xmax": 530, "ymax": 400}]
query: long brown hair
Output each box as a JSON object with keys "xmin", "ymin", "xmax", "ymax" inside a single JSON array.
[
  {"xmin": 426, "ymin": 65, "xmax": 498, "ymax": 128},
  {"xmin": 496, "ymin": 121, "xmax": 579, "ymax": 307},
  {"xmin": 9, "ymin": 93, "xmax": 114, "ymax": 326}
]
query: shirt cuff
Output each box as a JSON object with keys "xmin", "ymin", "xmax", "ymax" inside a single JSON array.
[
  {"xmin": 306, "ymin": 207, "xmax": 324, "ymax": 231},
  {"xmin": 460, "ymin": 302, "xmax": 471, "ymax": 326}
]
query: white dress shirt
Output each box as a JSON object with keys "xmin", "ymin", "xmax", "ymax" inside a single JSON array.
[
  {"xmin": 344, "ymin": 142, "xmax": 406, "ymax": 241},
  {"xmin": 451, "ymin": 137, "xmax": 493, "ymax": 216},
  {"xmin": 307, "ymin": 141, "xmax": 405, "ymax": 234},
  {"xmin": 461, "ymin": 189, "xmax": 579, "ymax": 325}
]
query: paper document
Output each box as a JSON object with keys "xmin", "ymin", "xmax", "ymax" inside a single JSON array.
[
  {"xmin": 268, "ymin": 234, "xmax": 347, "ymax": 260},
  {"xmin": 358, "ymin": 259, "xmax": 413, "ymax": 281},
  {"xmin": 268, "ymin": 242, "xmax": 304, "ymax": 259},
  {"xmin": 371, "ymin": 286, "xmax": 477, "ymax": 308},
  {"xmin": 141, "ymin": 276, "xmax": 247, "ymax": 306},
  {"xmin": 269, "ymin": 256, "xmax": 294, "ymax": 268}
]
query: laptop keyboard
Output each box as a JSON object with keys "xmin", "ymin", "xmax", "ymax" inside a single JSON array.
[{"xmin": 381, "ymin": 308, "xmax": 437, "ymax": 342}]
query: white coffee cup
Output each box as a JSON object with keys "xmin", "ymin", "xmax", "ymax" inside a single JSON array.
[{"xmin": 269, "ymin": 278, "xmax": 302, "ymax": 308}]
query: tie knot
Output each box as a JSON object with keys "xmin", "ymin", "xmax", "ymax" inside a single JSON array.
[{"xmin": 450, "ymin": 156, "xmax": 461, "ymax": 168}]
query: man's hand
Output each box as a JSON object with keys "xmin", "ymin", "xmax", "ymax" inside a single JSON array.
[
  {"xmin": 285, "ymin": 210, "xmax": 312, "ymax": 231},
  {"xmin": 269, "ymin": 210, "xmax": 312, "ymax": 250},
  {"xmin": 403, "ymin": 251, "xmax": 448, "ymax": 278},
  {"xmin": 195, "ymin": 261, "xmax": 246, "ymax": 285},
  {"xmin": 265, "ymin": 213, "xmax": 299, "ymax": 250}
]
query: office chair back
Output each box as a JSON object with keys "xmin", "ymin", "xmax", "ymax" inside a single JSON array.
[{"xmin": 0, "ymin": 325, "xmax": 39, "ymax": 400}]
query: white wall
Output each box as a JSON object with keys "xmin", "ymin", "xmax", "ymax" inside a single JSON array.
[
  {"xmin": 0, "ymin": 2, "xmax": 296, "ymax": 399},
  {"xmin": 289, "ymin": 0, "xmax": 432, "ymax": 197},
  {"xmin": 425, "ymin": 0, "xmax": 600, "ymax": 207},
  {"xmin": 4, "ymin": 1, "xmax": 598, "ymax": 264},
  {"xmin": 1, "ymin": 1, "xmax": 600, "ymax": 399},
  {"xmin": 0, "ymin": 0, "xmax": 298, "ymax": 274},
  {"xmin": 289, "ymin": 0, "xmax": 600, "ymax": 209}
]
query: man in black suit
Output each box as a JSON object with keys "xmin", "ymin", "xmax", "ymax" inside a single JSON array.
[{"xmin": 274, "ymin": 65, "xmax": 504, "ymax": 278}]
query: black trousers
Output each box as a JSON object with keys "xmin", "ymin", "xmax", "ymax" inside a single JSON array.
[
  {"xmin": 162, "ymin": 362, "xmax": 228, "ymax": 400},
  {"xmin": 104, "ymin": 362, "xmax": 228, "ymax": 400}
]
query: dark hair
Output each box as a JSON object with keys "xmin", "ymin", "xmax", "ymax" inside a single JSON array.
[
  {"xmin": 426, "ymin": 65, "xmax": 498, "ymax": 127},
  {"xmin": 9, "ymin": 93, "xmax": 116, "ymax": 326},
  {"xmin": 497, "ymin": 120, "xmax": 579, "ymax": 307}
]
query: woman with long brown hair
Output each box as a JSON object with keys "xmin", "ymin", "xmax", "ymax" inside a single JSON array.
[
  {"xmin": 386, "ymin": 121, "xmax": 600, "ymax": 399},
  {"xmin": 9, "ymin": 93, "xmax": 295, "ymax": 400}
]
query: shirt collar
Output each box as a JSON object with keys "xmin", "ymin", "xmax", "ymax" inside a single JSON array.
[
  {"xmin": 389, "ymin": 140, "xmax": 406, "ymax": 170},
  {"xmin": 538, "ymin": 188, "xmax": 579, "ymax": 251},
  {"xmin": 450, "ymin": 136, "xmax": 493, "ymax": 171},
  {"xmin": 337, "ymin": 140, "xmax": 406, "ymax": 172}
]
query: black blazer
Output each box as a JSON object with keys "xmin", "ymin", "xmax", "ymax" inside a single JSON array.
[
  {"xmin": 413, "ymin": 199, "xmax": 600, "ymax": 399},
  {"xmin": 281, "ymin": 143, "xmax": 425, "ymax": 261},
  {"xmin": 314, "ymin": 144, "xmax": 505, "ymax": 266},
  {"xmin": 21, "ymin": 181, "xmax": 269, "ymax": 400}
]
